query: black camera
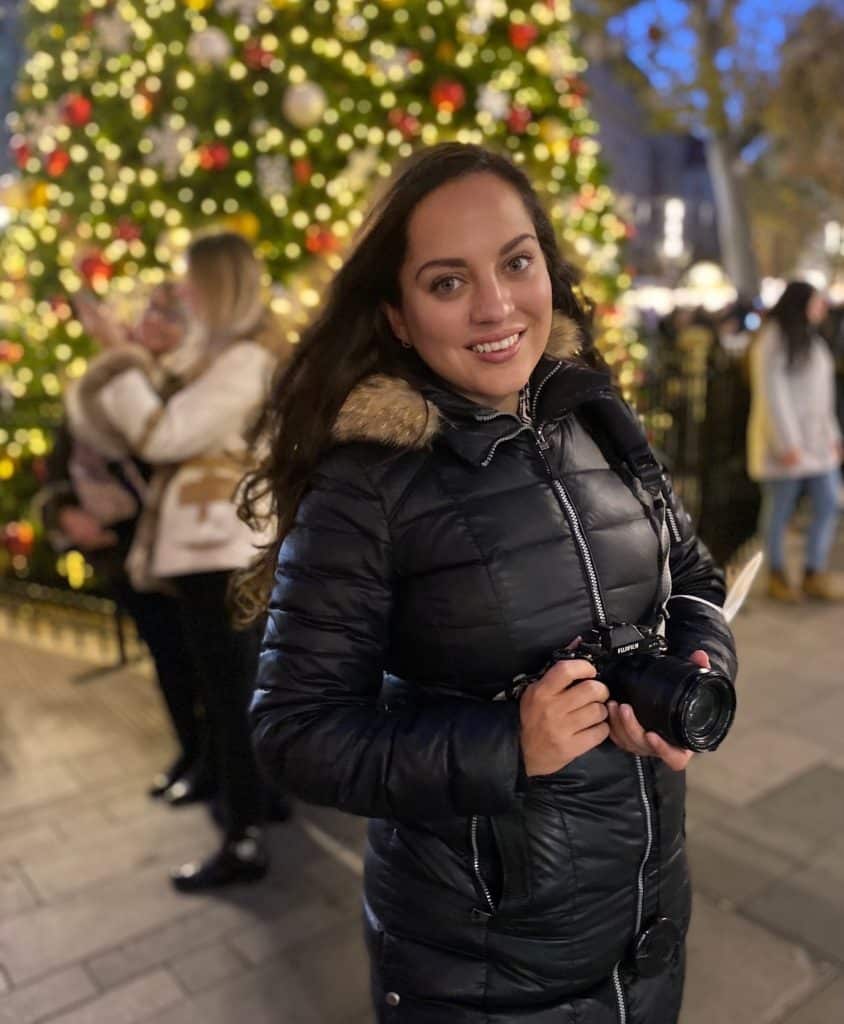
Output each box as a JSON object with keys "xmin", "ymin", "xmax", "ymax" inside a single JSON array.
[{"xmin": 546, "ymin": 623, "xmax": 736, "ymax": 752}]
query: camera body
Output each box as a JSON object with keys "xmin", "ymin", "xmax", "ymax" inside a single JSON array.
[{"xmin": 540, "ymin": 622, "xmax": 736, "ymax": 752}]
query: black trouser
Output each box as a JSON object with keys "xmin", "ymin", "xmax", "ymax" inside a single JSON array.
[
  {"xmin": 111, "ymin": 577, "xmax": 207, "ymax": 772},
  {"xmin": 172, "ymin": 570, "xmax": 264, "ymax": 838}
]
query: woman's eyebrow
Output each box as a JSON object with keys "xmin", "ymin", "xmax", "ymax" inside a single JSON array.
[{"xmin": 414, "ymin": 232, "xmax": 537, "ymax": 281}]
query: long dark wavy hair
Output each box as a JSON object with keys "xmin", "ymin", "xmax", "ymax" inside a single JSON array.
[
  {"xmin": 233, "ymin": 142, "xmax": 601, "ymax": 621},
  {"xmin": 768, "ymin": 280, "xmax": 820, "ymax": 368}
]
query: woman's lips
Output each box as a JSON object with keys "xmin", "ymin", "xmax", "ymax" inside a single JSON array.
[{"xmin": 468, "ymin": 330, "xmax": 524, "ymax": 363}]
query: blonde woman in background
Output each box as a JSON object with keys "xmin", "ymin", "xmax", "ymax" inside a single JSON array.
[{"xmin": 69, "ymin": 233, "xmax": 289, "ymax": 890}]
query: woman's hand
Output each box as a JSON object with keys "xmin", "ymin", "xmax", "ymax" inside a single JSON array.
[
  {"xmin": 519, "ymin": 659, "xmax": 610, "ymax": 777},
  {"xmin": 777, "ymin": 447, "xmax": 801, "ymax": 468},
  {"xmin": 607, "ymin": 649, "xmax": 711, "ymax": 771},
  {"xmin": 58, "ymin": 506, "xmax": 118, "ymax": 551},
  {"xmin": 74, "ymin": 292, "xmax": 128, "ymax": 350}
]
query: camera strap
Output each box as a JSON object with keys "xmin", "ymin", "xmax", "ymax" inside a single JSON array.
[{"xmin": 572, "ymin": 395, "xmax": 673, "ymax": 629}]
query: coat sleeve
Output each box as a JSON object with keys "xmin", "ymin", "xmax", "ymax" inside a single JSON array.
[
  {"xmin": 662, "ymin": 474, "xmax": 738, "ymax": 683},
  {"xmin": 96, "ymin": 343, "xmax": 272, "ymax": 463},
  {"xmin": 250, "ymin": 448, "xmax": 523, "ymax": 819}
]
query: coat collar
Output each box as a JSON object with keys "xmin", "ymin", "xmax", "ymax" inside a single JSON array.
[{"xmin": 331, "ymin": 313, "xmax": 615, "ymax": 467}]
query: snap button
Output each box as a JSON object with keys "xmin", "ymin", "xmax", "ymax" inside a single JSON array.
[
  {"xmin": 631, "ymin": 917, "xmax": 682, "ymax": 978},
  {"xmin": 385, "ymin": 991, "xmax": 401, "ymax": 1007}
]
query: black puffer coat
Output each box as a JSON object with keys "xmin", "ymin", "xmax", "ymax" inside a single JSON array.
[{"xmin": 252, "ymin": 341, "xmax": 738, "ymax": 1023}]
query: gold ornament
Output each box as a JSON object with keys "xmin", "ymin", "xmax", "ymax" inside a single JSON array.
[
  {"xmin": 223, "ymin": 211, "xmax": 261, "ymax": 240},
  {"xmin": 29, "ymin": 182, "xmax": 50, "ymax": 208},
  {"xmin": 436, "ymin": 41, "xmax": 456, "ymax": 61},
  {"xmin": 183, "ymin": 0, "xmax": 212, "ymax": 10},
  {"xmin": 538, "ymin": 117, "xmax": 566, "ymax": 144},
  {"xmin": 0, "ymin": 179, "xmax": 28, "ymax": 210}
]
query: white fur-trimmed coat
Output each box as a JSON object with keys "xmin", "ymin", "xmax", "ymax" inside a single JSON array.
[{"xmin": 66, "ymin": 340, "xmax": 276, "ymax": 588}]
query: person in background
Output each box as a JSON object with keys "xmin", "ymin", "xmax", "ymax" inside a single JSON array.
[
  {"xmin": 68, "ymin": 233, "xmax": 289, "ymax": 890},
  {"xmin": 747, "ymin": 280, "xmax": 843, "ymax": 601},
  {"xmin": 40, "ymin": 283, "xmax": 212, "ymax": 803},
  {"xmin": 241, "ymin": 144, "xmax": 736, "ymax": 1024}
]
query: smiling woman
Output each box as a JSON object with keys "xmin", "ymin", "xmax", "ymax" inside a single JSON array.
[
  {"xmin": 384, "ymin": 175, "xmax": 552, "ymax": 413},
  {"xmin": 238, "ymin": 143, "xmax": 737, "ymax": 1024}
]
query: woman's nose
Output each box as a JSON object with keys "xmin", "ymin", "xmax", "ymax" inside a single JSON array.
[{"xmin": 470, "ymin": 275, "xmax": 514, "ymax": 323}]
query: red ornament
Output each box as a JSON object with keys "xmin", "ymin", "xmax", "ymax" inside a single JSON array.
[
  {"xmin": 506, "ymin": 106, "xmax": 533, "ymax": 134},
  {"xmin": 0, "ymin": 341, "xmax": 25, "ymax": 364},
  {"xmin": 508, "ymin": 23, "xmax": 539, "ymax": 51},
  {"xmin": 49, "ymin": 295, "xmax": 73, "ymax": 318},
  {"xmin": 82, "ymin": 10, "xmax": 96, "ymax": 30},
  {"xmin": 46, "ymin": 149, "xmax": 71, "ymax": 177},
  {"xmin": 61, "ymin": 93, "xmax": 93, "ymax": 127},
  {"xmin": 243, "ymin": 39, "xmax": 273, "ymax": 70},
  {"xmin": 564, "ymin": 75, "xmax": 589, "ymax": 98},
  {"xmin": 11, "ymin": 138, "xmax": 30, "ymax": 169},
  {"xmin": 388, "ymin": 108, "xmax": 421, "ymax": 140},
  {"xmin": 115, "ymin": 217, "xmax": 142, "ymax": 242},
  {"xmin": 293, "ymin": 158, "xmax": 312, "ymax": 184},
  {"xmin": 198, "ymin": 142, "xmax": 231, "ymax": 171},
  {"xmin": 305, "ymin": 225, "xmax": 339, "ymax": 255},
  {"xmin": 569, "ymin": 136, "xmax": 583, "ymax": 154},
  {"xmin": 430, "ymin": 79, "xmax": 466, "ymax": 113},
  {"xmin": 3, "ymin": 521, "xmax": 35, "ymax": 558},
  {"xmin": 79, "ymin": 252, "xmax": 114, "ymax": 285}
]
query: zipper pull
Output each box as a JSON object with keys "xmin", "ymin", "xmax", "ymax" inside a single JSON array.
[{"xmin": 535, "ymin": 424, "xmax": 551, "ymax": 451}]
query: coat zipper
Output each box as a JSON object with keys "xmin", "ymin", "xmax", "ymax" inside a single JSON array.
[
  {"xmin": 665, "ymin": 503, "xmax": 682, "ymax": 544},
  {"xmin": 534, "ymin": 426, "xmax": 608, "ymax": 626},
  {"xmin": 633, "ymin": 756, "xmax": 654, "ymax": 933},
  {"xmin": 612, "ymin": 964, "xmax": 628, "ymax": 1024},
  {"xmin": 470, "ymin": 815, "xmax": 496, "ymax": 914},
  {"xmin": 532, "ymin": 418, "xmax": 658, "ymax": 1024}
]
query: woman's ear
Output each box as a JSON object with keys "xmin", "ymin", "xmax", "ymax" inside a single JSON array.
[{"xmin": 383, "ymin": 302, "xmax": 409, "ymax": 346}]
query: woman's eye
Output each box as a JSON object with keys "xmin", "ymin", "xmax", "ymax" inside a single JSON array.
[
  {"xmin": 432, "ymin": 276, "xmax": 462, "ymax": 295},
  {"xmin": 508, "ymin": 253, "xmax": 533, "ymax": 273}
]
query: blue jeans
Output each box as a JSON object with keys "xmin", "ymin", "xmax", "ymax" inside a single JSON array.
[{"xmin": 760, "ymin": 470, "xmax": 841, "ymax": 573}]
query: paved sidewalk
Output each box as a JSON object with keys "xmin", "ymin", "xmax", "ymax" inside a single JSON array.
[{"xmin": 0, "ymin": 529, "xmax": 842, "ymax": 1023}]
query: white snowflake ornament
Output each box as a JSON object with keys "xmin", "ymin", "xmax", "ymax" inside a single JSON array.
[
  {"xmin": 477, "ymin": 85, "xmax": 510, "ymax": 121},
  {"xmin": 218, "ymin": 0, "xmax": 265, "ymax": 27},
  {"xmin": 187, "ymin": 28, "xmax": 232, "ymax": 66},
  {"xmin": 256, "ymin": 155, "xmax": 292, "ymax": 199},
  {"xmin": 142, "ymin": 120, "xmax": 198, "ymax": 180},
  {"xmin": 96, "ymin": 10, "xmax": 133, "ymax": 54}
]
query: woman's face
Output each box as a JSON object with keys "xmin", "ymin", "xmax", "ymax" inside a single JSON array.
[
  {"xmin": 136, "ymin": 287, "xmax": 185, "ymax": 354},
  {"xmin": 386, "ymin": 173, "xmax": 553, "ymax": 414},
  {"xmin": 806, "ymin": 290, "xmax": 828, "ymax": 325}
]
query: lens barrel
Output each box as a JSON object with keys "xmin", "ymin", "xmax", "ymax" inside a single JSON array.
[{"xmin": 601, "ymin": 653, "xmax": 736, "ymax": 752}]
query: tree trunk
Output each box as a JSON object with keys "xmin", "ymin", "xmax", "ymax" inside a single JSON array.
[{"xmin": 705, "ymin": 133, "xmax": 760, "ymax": 300}]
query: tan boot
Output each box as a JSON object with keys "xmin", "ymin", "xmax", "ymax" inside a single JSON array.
[
  {"xmin": 802, "ymin": 571, "xmax": 844, "ymax": 602},
  {"xmin": 767, "ymin": 570, "xmax": 802, "ymax": 603}
]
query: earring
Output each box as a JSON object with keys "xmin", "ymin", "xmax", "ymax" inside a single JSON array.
[{"xmin": 400, "ymin": 339, "xmax": 412, "ymax": 349}]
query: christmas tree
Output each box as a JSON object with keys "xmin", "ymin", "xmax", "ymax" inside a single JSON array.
[{"xmin": 1, "ymin": 0, "xmax": 634, "ymax": 588}]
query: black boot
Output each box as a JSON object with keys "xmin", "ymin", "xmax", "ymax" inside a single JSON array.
[
  {"xmin": 148, "ymin": 754, "xmax": 193, "ymax": 799},
  {"xmin": 162, "ymin": 765, "xmax": 218, "ymax": 806},
  {"xmin": 170, "ymin": 829, "xmax": 268, "ymax": 893}
]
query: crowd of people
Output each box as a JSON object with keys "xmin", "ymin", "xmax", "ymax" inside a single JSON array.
[{"xmin": 33, "ymin": 142, "xmax": 841, "ymax": 1023}]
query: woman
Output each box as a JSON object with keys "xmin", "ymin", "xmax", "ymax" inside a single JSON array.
[
  {"xmin": 747, "ymin": 280, "xmax": 842, "ymax": 602},
  {"xmin": 45, "ymin": 282, "xmax": 210, "ymax": 803},
  {"xmin": 243, "ymin": 145, "xmax": 737, "ymax": 1023},
  {"xmin": 69, "ymin": 233, "xmax": 286, "ymax": 890}
]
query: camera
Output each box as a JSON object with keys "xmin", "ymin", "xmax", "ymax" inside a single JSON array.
[{"xmin": 542, "ymin": 623, "xmax": 736, "ymax": 752}]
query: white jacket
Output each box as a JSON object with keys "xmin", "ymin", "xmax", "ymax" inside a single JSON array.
[
  {"xmin": 67, "ymin": 340, "xmax": 276, "ymax": 587},
  {"xmin": 747, "ymin": 323, "xmax": 841, "ymax": 481}
]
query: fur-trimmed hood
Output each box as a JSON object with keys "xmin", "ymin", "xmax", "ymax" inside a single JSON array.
[
  {"xmin": 65, "ymin": 346, "xmax": 168, "ymax": 460},
  {"xmin": 332, "ymin": 312, "xmax": 585, "ymax": 450}
]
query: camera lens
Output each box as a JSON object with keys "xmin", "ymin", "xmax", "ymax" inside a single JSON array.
[{"xmin": 676, "ymin": 671, "xmax": 735, "ymax": 752}]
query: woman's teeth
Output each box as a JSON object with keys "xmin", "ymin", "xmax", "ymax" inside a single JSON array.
[{"xmin": 470, "ymin": 332, "xmax": 520, "ymax": 354}]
